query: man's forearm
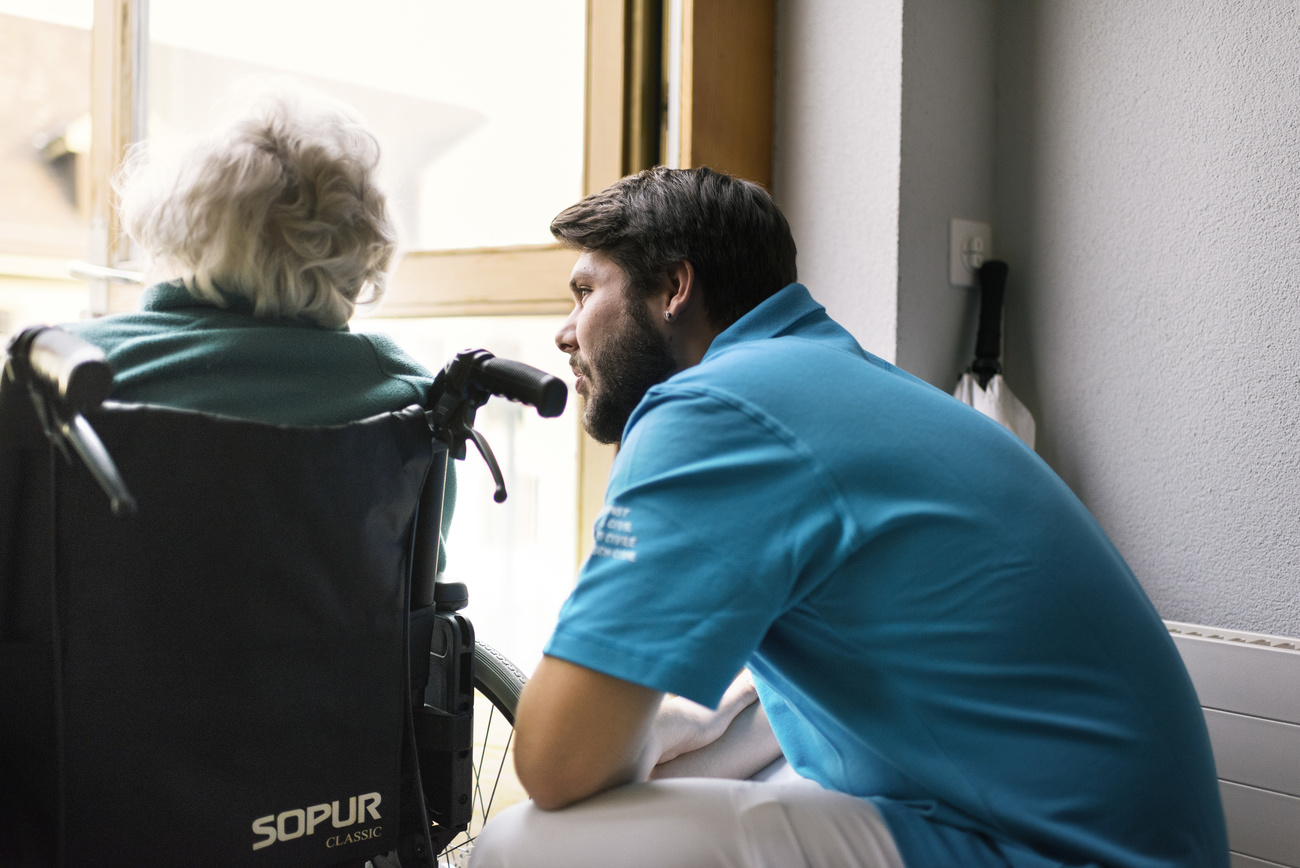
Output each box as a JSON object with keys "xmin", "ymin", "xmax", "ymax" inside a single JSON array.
[
  {"xmin": 514, "ymin": 661, "xmax": 779, "ymax": 810},
  {"xmin": 512, "ymin": 656, "xmax": 663, "ymax": 811},
  {"xmin": 649, "ymin": 700, "xmax": 783, "ymax": 780}
]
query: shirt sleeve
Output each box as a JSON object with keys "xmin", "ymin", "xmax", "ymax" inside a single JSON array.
[{"xmin": 544, "ymin": 385, "xmax": 855, "ymax": 707}]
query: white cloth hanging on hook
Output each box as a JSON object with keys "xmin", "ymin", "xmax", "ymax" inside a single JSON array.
[{"xmin": 953, "ymin": 373, "xmax": 1036, "ymax": 450}]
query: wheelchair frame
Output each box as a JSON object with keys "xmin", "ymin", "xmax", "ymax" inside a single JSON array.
[{"xmin": 1, "ymin": 326, "xmax": 564, "ymax": 868}]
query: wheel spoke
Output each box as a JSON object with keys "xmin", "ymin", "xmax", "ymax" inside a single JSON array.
[
  {"xmin": 473, "ymin": 703, "xmax": 496, "ymax": 819},
  {"xmin": 482, "ymin": 728, "xmax": 512, "ymax": 822}
]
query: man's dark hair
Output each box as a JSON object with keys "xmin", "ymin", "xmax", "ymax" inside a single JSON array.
[{"xmin": 549, "ymin": 166, "xmax": 798, "ymax": 329}]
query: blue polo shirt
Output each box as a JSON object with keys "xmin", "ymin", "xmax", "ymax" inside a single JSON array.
[{"xmin": 545, "ymin": 284, "xmax": 1227, "ymax": 868}]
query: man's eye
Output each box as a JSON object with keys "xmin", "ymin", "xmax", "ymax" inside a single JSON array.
[{"xmin": 575, "ymin": 287, "xmax": 593, "ymax": 301}]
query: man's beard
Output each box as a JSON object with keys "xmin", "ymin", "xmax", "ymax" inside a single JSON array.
[{"xmin": 580, "ymin": 301, "xmax": 678, "ymax": 445}]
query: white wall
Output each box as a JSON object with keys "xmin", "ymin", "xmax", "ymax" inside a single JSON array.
[
  {"xmin": 773, "ymin": 0, "xmax": 903, "ymax": 363},
  {"xmin": 774, "ymin": 0, "xmax": 1300, "ymax": 636},
  {"xmin": 774, "ymin": 0, "xmax": 996, "ymax": 386},
  {"xmin": 995, "ymin": 1, "xmax": 1300, "ymax": 636}
]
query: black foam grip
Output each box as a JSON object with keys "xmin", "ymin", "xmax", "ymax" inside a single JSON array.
[
  {"xmin": 26, "ymin": 327, "xmax": 114, "ymax": 412},
  {"xmin": 474, "ymin": 358, "xmax": 568, "ymax": 418}
]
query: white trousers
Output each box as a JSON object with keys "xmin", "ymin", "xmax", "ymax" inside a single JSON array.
[{"xmin": 468, "ymin": 763, "xmax": 905, "ymax": 868}]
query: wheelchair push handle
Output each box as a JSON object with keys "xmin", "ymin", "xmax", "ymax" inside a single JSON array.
[
  {"xmin": 476, "ymin": 356, "xmax": 567, "ymax": 418},
  {"xmin": 431, "ymin": 349, "xmax": 568, "ymax": 503},
  {"xmin": 4, "ymin": 326, "xmax": 137, "ymax": 516},
  {"xmin": 10, "ymin": 325, "xmax": 114, "ymax": 414},
  {"xmin": 437, "ymin": 348, "xmax": 566, "ymax": 419}
]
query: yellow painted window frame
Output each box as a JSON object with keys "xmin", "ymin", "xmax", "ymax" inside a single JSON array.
[{"xmin": 89, "ymin": 0, "xmax": 775, "ymax": 566}]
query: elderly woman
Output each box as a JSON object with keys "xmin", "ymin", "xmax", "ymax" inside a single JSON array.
[
  {"xmin": 69, "ymin": 86, "xmax": 427, "ymax": 422},
  {"xmin": 63, "ymin": 84, "xmax": 454, "ymax": 563}
]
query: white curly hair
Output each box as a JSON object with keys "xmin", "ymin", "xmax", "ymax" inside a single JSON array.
[{"xmin": 118, "ymin": 81, "xmax": 399, "ymax": 328}]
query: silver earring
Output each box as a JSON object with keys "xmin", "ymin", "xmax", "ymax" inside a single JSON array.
[{"xmin": 664, "ymin": 311, "xmax": 674, "ymax": 322}]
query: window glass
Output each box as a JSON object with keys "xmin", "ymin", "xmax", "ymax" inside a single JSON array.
[
  {"xmin": 147, "ymin": 0, "xmax": 586, "ymax": 251},
  {"xmin": 0, "ymin": 0, "xmax": 95, "ymax": 345},
  {"xmin": 353, "ymin": 314, "xmax": 579, "ymax": 674}
]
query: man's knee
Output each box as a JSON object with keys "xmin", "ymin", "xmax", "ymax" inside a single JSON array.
[{"xmin": 466, "ymin": 800, "xmax": 535, "ymax": 867}]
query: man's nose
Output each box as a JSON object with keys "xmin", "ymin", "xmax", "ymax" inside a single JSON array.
[{"xmin": 556, "ymin": 306, "xmax": 578, "ymax": 354}]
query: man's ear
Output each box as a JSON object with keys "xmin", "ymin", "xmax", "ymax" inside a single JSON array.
[
  {"xmin": 661, "ymin": 260, "xmax": 697, "ymax": 322},
  {"xmin": 657, "ymin": 259, "xmax": 723, "ymax": 369}
]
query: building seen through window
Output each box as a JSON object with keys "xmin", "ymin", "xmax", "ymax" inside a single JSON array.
[{"xmin": 0, "ymin": 2, "xmax": 96, "ymax": 339}]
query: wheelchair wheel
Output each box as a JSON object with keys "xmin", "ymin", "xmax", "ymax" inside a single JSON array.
[
  {"xmin": 473, "ymin": 641, "xmax": 526, "ymax": 724},
  {"xmin": 435, "ymin": 641, "xmax": 528, "ymax": 868}
]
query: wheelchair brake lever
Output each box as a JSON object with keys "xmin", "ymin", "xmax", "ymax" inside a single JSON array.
[
  {"xmin": 12, "ymin": 362, "xmax": 138, "ymax": 516},
  {"xmin": 429, "ymin": 407, "xmax": 509, "ymax": 503},
  {"xmin": 463, "ymin": 423, "xmax": 507, "ymax": 503},
  {"xmin": 430, "ymin": 356, "xmax": 509, "ymax": 503},
  {"xmin": 59, "ymin": 412, "xmax": 137, "ymax": 517}
]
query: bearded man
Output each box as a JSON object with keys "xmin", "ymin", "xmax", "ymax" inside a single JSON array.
[{"xmin": 469, "ymin": 167, "xmax": 1227, "ymax": 868}]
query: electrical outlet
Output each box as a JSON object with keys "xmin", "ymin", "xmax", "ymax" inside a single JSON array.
[{"xmin": 949, "ymin": 218, "xmax": 992, "ymax": 288}]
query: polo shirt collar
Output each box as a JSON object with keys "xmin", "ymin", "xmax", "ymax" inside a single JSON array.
[{"xmin": 703, "ymin": 282, "xmax": 824, "ymax": 361}]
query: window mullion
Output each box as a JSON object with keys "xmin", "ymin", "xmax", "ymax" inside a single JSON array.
[{"xmin": 89, "ymin": 0, "xmax": 146, "ymax": 315}]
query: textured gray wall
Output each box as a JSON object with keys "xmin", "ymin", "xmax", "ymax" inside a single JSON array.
[
  {"xmin": 994, "ymin": 1, "xmax": 1300, "ymax": 635},
  {"xmin": 773, "ymin": 0, "xmax": 903, "ymax": 362},
  {"xmin": 775, "ymin": 0, "xmax": 1300, "ymax": 636}
]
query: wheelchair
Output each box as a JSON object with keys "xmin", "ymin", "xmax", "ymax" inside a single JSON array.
[{"xmin": 0, "ymin": 326, "xmax": 566, "ymax": 868}]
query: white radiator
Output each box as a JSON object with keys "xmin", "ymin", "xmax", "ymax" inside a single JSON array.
[{"xmin": 1166, "ymin": 620, "xmax": 1300, "ymax": 868}]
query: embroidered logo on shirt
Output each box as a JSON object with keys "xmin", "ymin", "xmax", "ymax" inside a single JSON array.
[{"xmin": 592, "ymin": 505, "xmax": 638, "ymax": 562}]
